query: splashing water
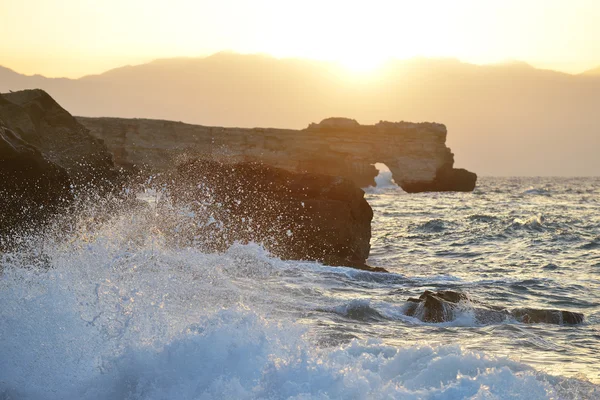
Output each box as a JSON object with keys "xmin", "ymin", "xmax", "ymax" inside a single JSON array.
[
  {"xmin": 364, "ymin": 163, "xmax": 403, "ymax": 194},
  {"xmin": 1, "ymin": 177, "xmax": 600, "ymax": 399}
]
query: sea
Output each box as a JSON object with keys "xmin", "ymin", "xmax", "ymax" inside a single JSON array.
[{"xmin": 1, "ymin": 168, "xmax": 599, "ymax": 399}]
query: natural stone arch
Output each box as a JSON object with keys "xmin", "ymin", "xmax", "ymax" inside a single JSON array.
[{"xmin": 79, "ymin": 116, "xmax": 477, "ymax": 193}]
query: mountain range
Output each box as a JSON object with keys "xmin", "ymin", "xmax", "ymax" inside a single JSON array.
[{"xmin": 1, "ymin": 53, "xmax": 599, "ymax": 176}]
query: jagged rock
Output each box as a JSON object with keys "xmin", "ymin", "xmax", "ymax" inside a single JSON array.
[
  {"xmin": 0, "ymin": 89, "xmax": 118, "ymax": 191},
  {"xmin": 168, "ymin": 159, "xmax": 385, "ymax": 271},
  {"xmin": 78, "ymin": 116, "xmax": 477, "ymax": 192},
  {"xmin": 403, "ymin": 290, "xmax": 584, "ymax": 325},
  {"xmin": 0, "ymin": 120, "xmax": 72, "ymax": 241}
]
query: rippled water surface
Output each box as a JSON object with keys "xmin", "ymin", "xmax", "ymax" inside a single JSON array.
[
  {"xmin": 365, "ymin": 177, "xmax": 600, "ymax": 383},
  {"xmin": 1, "ymin": 177, "xmax": 599, "ymax": 399}
]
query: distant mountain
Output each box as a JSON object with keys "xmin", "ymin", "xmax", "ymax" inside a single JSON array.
[
  {"xmin": 581, "ymin": 66, "xmax": 600, "ymax": 76},
  {"xmin": 1, "ymin": 53, "xmax": 599, "ymax": 176}
]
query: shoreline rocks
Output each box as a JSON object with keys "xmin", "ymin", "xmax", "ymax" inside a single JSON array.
[
  {"xmin": 403, "ymin": 290, "xmax": 584, "ymax": 325},
  {"xmin": 0, "ymin": 89, "xmax": 473, "ymax": 271},
  {"xmin": 168, "ymin": 159, "xmax": 385, "ymax": 271},
  {"xmin": 0, "ymin": 90, "xmax": 387, "ymax": 271}
]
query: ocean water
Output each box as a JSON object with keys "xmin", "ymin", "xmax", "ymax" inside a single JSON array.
[{"xmin": 1, "ymin": 174, "xmax": 599, "ymax": 399}]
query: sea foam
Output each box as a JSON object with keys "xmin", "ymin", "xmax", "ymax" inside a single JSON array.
[{"xmin": 1, "ymin": 188, "xmax": 598, "ymax": 399}]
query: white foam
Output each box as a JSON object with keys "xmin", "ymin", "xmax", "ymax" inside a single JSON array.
[
  {"xmin": 0, "ymin": 208, "xmax": 595, "ymax": 399},
  {"xmin": 513, "ymin": 214, "xmax": 545, "ymax": 229},
  {"xmin": 364, "ymin": 163, "xmax": 404, "ymax": 194},
  {"xmin": 0, "ymin": 270, "xmax": 566, "ymax": 400}
]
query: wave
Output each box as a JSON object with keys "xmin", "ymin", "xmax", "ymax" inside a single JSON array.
[
  {"xmin": 522, "ymin": 187, "xmax": 552, "ymax": 196},
  {"xmin": 468, "ymin": 214, "xmax": 499, "ymax": 223},
  {"xmin": 363, "ymin": 163, "xmax": 404, "ymax": 194},
  {"xmin": 580, "ymin": 236, "xmax": 600, "ymax": 250},
  {"xmin": 0, "ymin": 277, "xmax": 591, "ymax": 400},
  {"xmin": 1, "ymin": 188, "xmax": 599, "ymax": 398},
  {"xmin": 413, "ymin": 219, "xmax": 452, "ymax": 233},
  {"xmin": 542, "ymin": 263, "xmax": 560, "ymax": 271},
  {"xmin": 509, "ymin": 214, "xmax": 546, "ymax": 231},
  {"xmin": 327, "ymin": 299, "xmax": 387, "ymax": 322}
]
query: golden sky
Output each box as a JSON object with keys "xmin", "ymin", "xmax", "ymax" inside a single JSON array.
[{"xmin": 1, "ymin": 0, "xmax": 599, "ymax": 78}]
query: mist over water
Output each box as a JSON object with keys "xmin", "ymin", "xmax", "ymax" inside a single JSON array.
[{"xmin": 1, "ymin": 177, "xmax": 599, "ymax": 399}]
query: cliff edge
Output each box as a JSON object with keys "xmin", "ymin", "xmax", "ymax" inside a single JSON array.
[{"xmin": 77, "ymin": 116, "xmax": 477, "ymax": 192}]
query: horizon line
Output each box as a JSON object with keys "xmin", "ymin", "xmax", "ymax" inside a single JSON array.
[{"xmin": 2, "ymin": 51, "xmax": 598, "ymax": 80}]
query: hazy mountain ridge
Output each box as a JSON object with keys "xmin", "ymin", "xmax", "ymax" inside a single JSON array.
[
  {"xmin": 581, "ymin": 66, "xmax": 600, "ymax": 76},
  {"xmin": 1, "ymin": 53, "xmax": 599, "ymax": 176}
]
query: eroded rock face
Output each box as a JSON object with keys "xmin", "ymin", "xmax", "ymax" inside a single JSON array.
[
  {"xmin": 0, "ymin": 120, "xmax": 72, "ymax": 240},
  {"xmin": 78, "ymin": 116, "xmax": 477, "ymax": 192},
  {"xmin": 0, "ymin": 90, "xmax": 120, "ymax": 243},
  {"xmin": 167, "ymin": 159, "xmax": 383, "ymax": 271},
  {"xmin": 403, "ymin": 290, "xmax": 584, "ymax": 325},
  {"xmin": 1, "ymin": 89, "xmax": 118, "ymax": 190}
]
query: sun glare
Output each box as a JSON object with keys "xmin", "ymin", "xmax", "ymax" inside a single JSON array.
[{"xmin": 339, "ymin": 55, "xmax": 388, "ymax": 73}]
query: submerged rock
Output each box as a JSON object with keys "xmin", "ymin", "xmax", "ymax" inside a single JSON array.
[
  {"xmin": 511, "ymin": 308, "xmax": 584, "ymax": 325},
  {"xmin": 403, "ymin": 290, "xmax": 584, "ymax": 325},
  {"xmin": 169, "ymin": 159, "xmax": 384, "ymax": 271}
]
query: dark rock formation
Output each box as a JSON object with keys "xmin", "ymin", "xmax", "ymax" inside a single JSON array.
[
  {"xmin": 0, "ymin": 89, "xmax": 118, "ymax": 190},
  {"xmin": 403, "ymin": 290, "xmax": 584, "ymax": 325},
  {"xmin": 401, "ymin": 167, "xmax": 477, "ymax": 193},
  {"xmin": 168, "ymin": 159, "xmax": 384, "ymax": 271},
  {"xmin": 0, "ymin": 90, "xmax": 120, "ymax": 244},
  {"xmin": 78, "ymin": 116, "xmax": 477, "ymax": 192},
  {"xmin": 0, "ymin": 90, "xmax": 383, "ymax": 271},
  {"xmin": 511, "ymin": 308, "xmax": 584, "ymax": 325},
  {"xmin": 404, "ymin": 290, "xmax": 471, "ymax": 323},
  {"xmin": 0, "ymin": 119, "xmax": 72, "ymax": 241}
]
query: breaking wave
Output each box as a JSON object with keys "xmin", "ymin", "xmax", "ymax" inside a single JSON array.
[
  {"xmin": 0, "ymin": 247, "xmax": 592, "ymax": 399},
  {"xmin": 364, "ymin": 163, "xmax": 403, "ymax": 194},
  {"xmin": 2, "ymin": 177, "xmax": 600, "ymax": 399}
]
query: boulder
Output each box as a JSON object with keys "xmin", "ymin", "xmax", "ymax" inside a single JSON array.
[
  {"xmin": 168, "ymin": 159, "xmax": 385, "ymax": 271},
  {"xmin": 404, "ymin": 290, "xmax": 470, "ymax": 323}
]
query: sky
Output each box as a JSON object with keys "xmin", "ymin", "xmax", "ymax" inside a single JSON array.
[{"xmin": 1, "ymin": 0, "xmax": 600, "ymax": 78}]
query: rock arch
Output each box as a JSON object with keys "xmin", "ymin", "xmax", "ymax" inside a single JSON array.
[{"xmin": 78, "ymin": 117, "xmax": 477, "ymax": 192}]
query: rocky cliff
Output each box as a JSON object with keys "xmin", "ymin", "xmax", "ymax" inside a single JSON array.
[
  {"xmin": 0, "ymin": 90, "xmax": 119, "ymax": 242},
  {"xmin": 1, "ymin": 89, "xmax": 118, "ymax": 190},
  {"xmin": 169, "ymin": 159, "xmax": 380, "ymax": 270},
  {"xmin": 0, "ymin": 90, "xmax": 378, "ymax": 270},
  {"xmin": 77, "ymin": 116, "xmax": 476, "ymax": 192},
  {"xmin": 0, "ymin": 118, "xmax": 72, "ymax": 239}
]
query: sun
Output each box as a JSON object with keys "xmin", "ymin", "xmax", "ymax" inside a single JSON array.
[
  {"xmin": 331, "ymin": 38, "xmax": 393, "ymax": 75},
  {"xmin": 339, "ymin": 54, "xmax": 388, "ymax": 73}
]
